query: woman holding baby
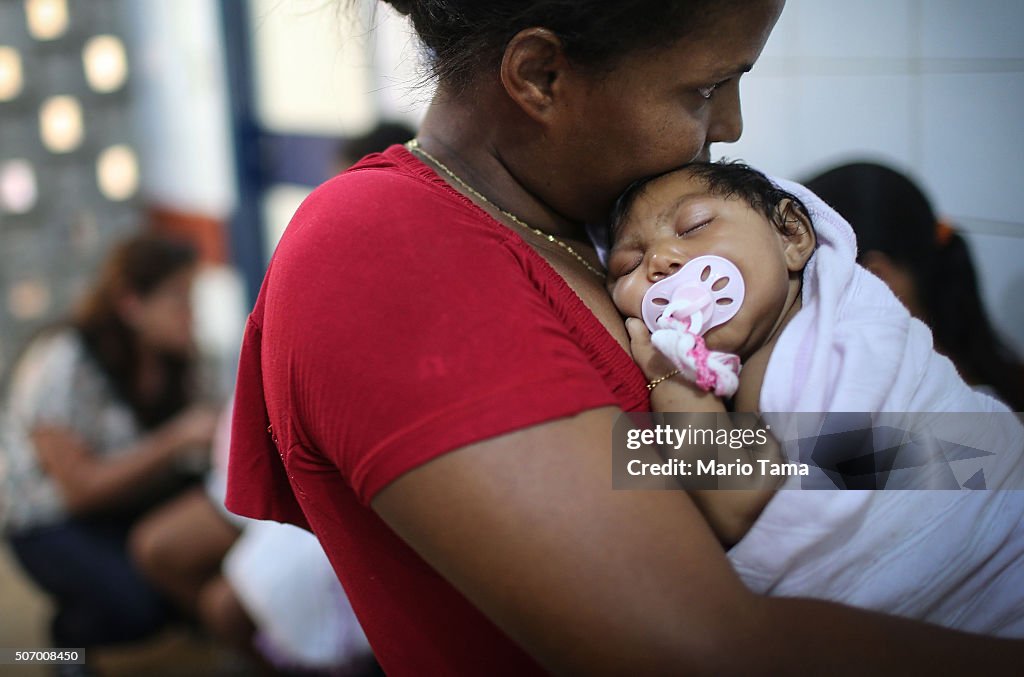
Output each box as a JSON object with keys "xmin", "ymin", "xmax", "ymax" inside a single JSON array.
[{"xmin": 226, "ymin": 1, "xmax": 1024, "ymax": 674}]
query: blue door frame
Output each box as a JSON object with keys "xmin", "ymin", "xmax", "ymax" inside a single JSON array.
[{"xmin": 219, "ymin": 0, "xmax": 343, "ymax": 304}]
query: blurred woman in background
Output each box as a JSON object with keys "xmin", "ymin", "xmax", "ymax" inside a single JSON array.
[
  {"xmin": 1, "ymin": 233, "xmax": 221, "ymax": 651},
  {"xmin": 804, "ymin": 161, "xmax": 1024, "ymax": 411}
]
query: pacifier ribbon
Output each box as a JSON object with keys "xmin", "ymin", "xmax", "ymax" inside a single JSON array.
[{"xmin": 641, "ymin": 255, "xmax": 745, "ymax": 398}]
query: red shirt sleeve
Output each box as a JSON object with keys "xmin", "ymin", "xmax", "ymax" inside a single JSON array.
[{"xmin": 228, "ymin": 147, "xmax": 644, "ymax": 518}]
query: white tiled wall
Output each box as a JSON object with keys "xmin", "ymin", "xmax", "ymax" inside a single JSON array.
[
  {"xmin": 919, "ymin": 0, "xmax": 1024, "ymax": 59},
  {"xmin": 725, "ymin": 0, "xmax": 1024, "ymax": 354}
]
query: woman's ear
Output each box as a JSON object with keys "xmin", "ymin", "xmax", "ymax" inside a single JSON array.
[
  {"xmin": 499, "ymin": 27, "xmax": 572, "ymax": 124},
  {"xmin": 778, "ymin": 199, "xmax": 816, "ymax": 272}
]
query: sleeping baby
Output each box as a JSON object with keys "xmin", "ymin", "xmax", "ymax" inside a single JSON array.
[{"xmin": 608, "ymin": 161, "xmax": 1024, "ymax": 637}]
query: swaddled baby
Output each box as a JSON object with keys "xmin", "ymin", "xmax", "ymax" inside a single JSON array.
[{"xmin": 608, "ymin": 161, "xmax": 1024, "ymax": 637}]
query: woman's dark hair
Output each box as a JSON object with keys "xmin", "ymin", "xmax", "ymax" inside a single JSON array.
[
  {"xmin": 804, "ymin": 162, "xmax": 1024, "ymax": 410},
  {"xmin": 612, "ymin": 160, "xmax": 811, "ymax": 239},
  {"xmin": 378, "ymin": 0, "xmax": 742, "ymax": 92},
  {"xmin": 71, "ymin": 233, "xmax": 199, "ymax": 429}
]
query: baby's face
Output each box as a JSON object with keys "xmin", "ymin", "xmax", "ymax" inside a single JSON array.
[{"xmin": 608, "ymin": 169, "xmax": 798, "ymax": 358}]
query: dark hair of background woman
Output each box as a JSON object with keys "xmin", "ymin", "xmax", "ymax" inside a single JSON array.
[
  {"xmin": 376, "ymin": 0, "xmax": 743, "ymax": 92},
  {"xmin": 804, "ymin": 162, "xmax": 1024, "ymax": 411},
  {"xmin": 72, "ymin": 234, "xmax": 199, "ymax": 429}
]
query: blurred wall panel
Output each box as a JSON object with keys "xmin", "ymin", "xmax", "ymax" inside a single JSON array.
[{"xmin": 126, "ymin": 0, "xmax": 235, "ymax": 218}]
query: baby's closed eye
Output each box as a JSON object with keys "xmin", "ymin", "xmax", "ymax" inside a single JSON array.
[
  {"xmin": 608, "ymin": 251, "xmax": 643, "ymax": 279},
  {"xmin": 677, "ymin": 219, "xmax": 713, "ymax": 237}
]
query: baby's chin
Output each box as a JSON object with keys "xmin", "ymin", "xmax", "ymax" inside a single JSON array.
[{"xmin": 702, "ymin": 326, "xmax": 743, "ymax": 358}]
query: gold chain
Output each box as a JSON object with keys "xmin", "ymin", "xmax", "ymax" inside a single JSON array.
[{"xmin": 406, "ymin": 139, "xmax": 605, "ymax": 279}]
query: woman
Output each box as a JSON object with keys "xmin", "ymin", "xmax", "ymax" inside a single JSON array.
[
  {"xmin": 1, "ymin": 233, "xmax": 220, "ymax": 649},
  {"xmin": 226, "ymin": 2, "xmax": 1024, "ymax": 674},
  {"xmin": 804, "ymin": 161, "xmax": 1024, "ymax": 411}
]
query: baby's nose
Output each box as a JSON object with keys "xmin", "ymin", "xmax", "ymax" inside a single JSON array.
[{"xmin": 649, "ymin": 252, "xmax": 684, "ymax": 280}]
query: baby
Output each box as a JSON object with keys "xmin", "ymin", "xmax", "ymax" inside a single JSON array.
[
  {"xmin": 607, "ymin": 161, "xmax": 1024, "ymax": 637},
  {"xmin": 608, "ymin": 162, "xmax": 817, "ymax": 540},
  {"xmin": 609, "ymin": 161, "xmax": 815, "ymax": 412}
]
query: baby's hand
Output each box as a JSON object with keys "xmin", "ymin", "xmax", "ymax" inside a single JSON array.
[{"xmin": 626, "ymin": 317, "xmax": 678, "ymax": 381}]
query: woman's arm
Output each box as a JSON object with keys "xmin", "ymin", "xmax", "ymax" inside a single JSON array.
[
  {"xmin": 32, "ymin": 404, "xmax": 219, "ymax": 515},
  {"xmin": 373, "ymin": 406, "xmax": 1024, "ymax": 675}
]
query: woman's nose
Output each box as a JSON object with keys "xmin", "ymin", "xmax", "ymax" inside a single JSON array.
[{"xmin": 706, "ymin": 83, "xmax": 743, "ymax": 145}]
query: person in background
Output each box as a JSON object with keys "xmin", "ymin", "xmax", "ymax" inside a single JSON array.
[
  {"xmin": 0, "ymin": 233, "xmax": 221, "ymax": 656},
  {"xmin": 804, "ymin": 161, "xmax": 1024, "ymax": 411}
]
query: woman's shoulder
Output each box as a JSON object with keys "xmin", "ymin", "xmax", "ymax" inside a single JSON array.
[
  {"xmin": 5, "ymin": 327, "xmax": 100, "ymax": 429},
  {"xmin": 314, "ymin": 145, "xmax": 439, "ymax": 199},
  {"xmin": 285, "ymin": 145, "xmax": 505, "ymax": 247},
  {"xmin": 10, "ymin": 327, "xmax": 86, "ymax": 389},
  {"xmin": 265, "ymin": 147, "xmax": 533, "ymax": 310}
]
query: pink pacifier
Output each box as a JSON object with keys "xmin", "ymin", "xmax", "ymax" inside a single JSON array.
[{"xmin": 641, "ymin": 255, "xmax": 745, "ymax": 335}]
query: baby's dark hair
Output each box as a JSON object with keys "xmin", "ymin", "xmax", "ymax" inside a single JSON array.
[{"xmin": 612, "ymin": 161, "xmax": 811, "ymax": 238}]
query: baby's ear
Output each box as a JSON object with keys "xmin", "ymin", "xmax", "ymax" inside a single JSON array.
[{"xmin": 777, "ymin": 199, "xmax": 816, "ymax": 272}]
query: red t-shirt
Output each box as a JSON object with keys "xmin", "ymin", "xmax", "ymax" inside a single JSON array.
[{"xmin": 226, "ymin": 145, "xmax": 649, "ymax": 675}]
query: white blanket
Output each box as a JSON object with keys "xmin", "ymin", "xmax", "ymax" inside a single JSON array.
[{"xmin": 726, "ymin": 177, "xmax": 1024, "ymax": 637}]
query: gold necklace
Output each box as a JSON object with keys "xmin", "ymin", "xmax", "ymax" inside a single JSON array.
[{"xmin": 406, "ymin": 139, "xmax": 605, "ymax": 279}]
